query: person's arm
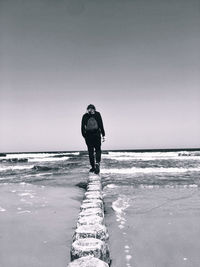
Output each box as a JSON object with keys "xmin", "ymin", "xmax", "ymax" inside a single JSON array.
[
  {"xmin": 81, "ymin": 115, "xmax": 86, "ymax": 138},
  {"xmin": 98, "ymin": 112, "xmax": 105, "ymax": 137}
]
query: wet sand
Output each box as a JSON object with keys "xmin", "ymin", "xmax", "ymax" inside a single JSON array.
[
  {"xmin": 0, "ymin": 182, "xmax": 83, "ymax": 267},
  {"xmin": 105, "ymin": 187, "xmax": 200, "ymax": 267},
  {"xmin": 128, "ymin": 214, "xmax": 200, "ymax": 267}
]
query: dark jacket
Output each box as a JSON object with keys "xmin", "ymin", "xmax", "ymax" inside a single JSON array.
[{"xmin": 81, "ymin": 111, "xmax": 105, "ymax": 138}]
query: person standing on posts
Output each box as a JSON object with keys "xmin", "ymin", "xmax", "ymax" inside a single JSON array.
[{"xmin": 81, "ymin": 104, "xmax": 105, "ymax": 174}]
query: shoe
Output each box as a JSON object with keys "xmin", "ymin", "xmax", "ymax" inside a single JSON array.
[
  {"xmin": 89, "ymin": 167, "xmax": 95, "ymax": 173},
  {"xmin": 94, "ymin": 163, "xmax": 100, "ymax": 174}
]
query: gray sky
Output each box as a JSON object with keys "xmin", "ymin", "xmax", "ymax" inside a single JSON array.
[{"xmin": 0, "ymin": 0, "xmax": 199, "ymax": 152}]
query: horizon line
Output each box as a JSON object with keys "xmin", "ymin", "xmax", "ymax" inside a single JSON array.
[{"xmin": 1, "ymin": 147, "xmax": 200, "ymax": 154}]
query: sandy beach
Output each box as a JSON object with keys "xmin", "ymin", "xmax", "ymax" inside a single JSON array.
[{"xmin": 0, "ymin": 181, "xmax": 83, "ymax": 267}]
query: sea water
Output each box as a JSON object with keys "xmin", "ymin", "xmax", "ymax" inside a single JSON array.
[
  {"xmin": 0, "ymin": 150, "xmax": 200, "ymax": 266},
  {"xmin": 101, "ymin": 150, "xmax": 200, "ymax": 267}
]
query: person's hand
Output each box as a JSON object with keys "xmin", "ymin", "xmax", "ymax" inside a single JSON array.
[{"xmin": 102, "ymin": 136, "xmax": 106, "ymax": 142}]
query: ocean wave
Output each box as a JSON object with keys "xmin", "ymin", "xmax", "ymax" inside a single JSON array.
[
  {"xmin": 28, "ymin": 156, "xmax": 69, "ymax": 162},
  {"xmin": 103, "ymin": 155, "xmax": 200, "ymax": 161},
  {"xmin": 32, "ymin": 165, "xmax": 59, "ymax": 171},
  {"xmin": 104, "ymin": 151, "xmax": 200, "ymax": 160},
  {"xmin": 108, "ymin": 151, "xmax": 178, "ymax": 157},
  {"xmin": 178, "ymin": 151, "xmax": 200, "ymax": 157},
  {"xmin": 34, "ymin": 172, "xmax": 53, "ymax": 176},
  {"xmin": 68, "ymin": 152, "xmax": 80, "ymax": 156},
  {"xmin": 101, "ymin": 167, "xmax": 200, "ymax": 174},
  {"xmin": 0, "ymin": 165, "xmax": 34, "ymax": 172},
  {"xmin": 104, "ymin": 184, "xmax": 199, "ymax": 191},
  {"xmin": 0, "ymin": 151, "xmax": 79, "ymax": 160},
  {"xmin": 0, "ymin": 158, "xmax": 28, "ymax": 163},
  {"xmin": 138, "ymin": 184, "xmax": 199, "ymax": 189},
  {"xmin": 0, "ymin": 164, "xmax": 59, "ymax": 172}
]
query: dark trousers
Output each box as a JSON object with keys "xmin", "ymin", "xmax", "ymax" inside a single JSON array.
[{"xmin": 85, "ymin": 134, "xmax": 101, "ymax": 168}]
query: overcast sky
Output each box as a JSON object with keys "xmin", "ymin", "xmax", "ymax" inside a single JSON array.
[{"xmin": 0, "ymin": 0, "xmax": 199, "ymax": 152}]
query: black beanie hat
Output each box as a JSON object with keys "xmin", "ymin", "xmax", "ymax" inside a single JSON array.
[{"xmin": 87, "ymin": 104, "xmax": 96, "ymax": 110}]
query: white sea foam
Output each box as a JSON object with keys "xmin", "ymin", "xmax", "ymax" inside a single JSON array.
[
  {"xmin": 0, "ymin": 165, "xmax": 34, "ymax": 172},
  {"xmin": 104, "ymin": 156, "xmax": 200, "ymax": 161},
  {"xmin": 17, "ymin": 210, "xmax": 31, "ymax": 214},
  {"xmin": 104, "ymin": 184, "xmax": 118, "ymax": 189},
  {"xmin": 107, "ymin": 151, "xmax": 193, "ymax": 157},
  {"xmin": 188, "ymin": 184, "xmax": 198, "ymax": 188},
  {"xmin": 105, "ymin": 151, "xmax": 178, "ymax": 158},
  {"xmin": 112, "ymin": 196, "xmax": 130, "ymax": 214},
  {"xmin": 68, "ymin": 152, "xmax": 80, "ymax": 156},
  {"xmin": 29, "ymin": 156, "xmax": 69, "ymax": 162},
  {"xmin": 20, "ymin": 182, "xmax": 28, "ymax": 185},
  {"xmin": 35, "ymin": 172, "xmax": 53, "ymax": 177},
  {"xmin": 101, "ymin": 167, "xmax": 200, "ymax": 174},
  {"xmin": 24, "ymin": 172, "xmax": 52, "ymax": 177},
  {"xmin": 112, "ymin": 196, "xmax": 130, "ymax": 230},
  {"xmin": 0, "ymin": 206, "xmax": 6, "ymax": 212},
  {"xmin": 102, "ymin": 151, "xmax": 200, "ymax": 161},
  {"xmin": 1, "ymin": 152, "xmax": 79, "ymax": 160},
  {"xmin": 18, "ymin": 192, "xmax": 35, "ymax": 198}
]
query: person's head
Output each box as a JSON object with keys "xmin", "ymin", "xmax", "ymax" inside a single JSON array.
[{"xmin": 87, "ymin": 104, "xmax": 96, "ymax": 114}]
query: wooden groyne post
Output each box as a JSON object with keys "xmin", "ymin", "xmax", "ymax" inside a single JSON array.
[{"xmin": 67, "ymin": 173, "xmax": 111, "ymax": 267}]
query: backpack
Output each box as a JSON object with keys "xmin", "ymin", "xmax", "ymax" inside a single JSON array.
[{"xmin": 86, "ymin": 117, "xmax": 98, "ymax": 131}]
